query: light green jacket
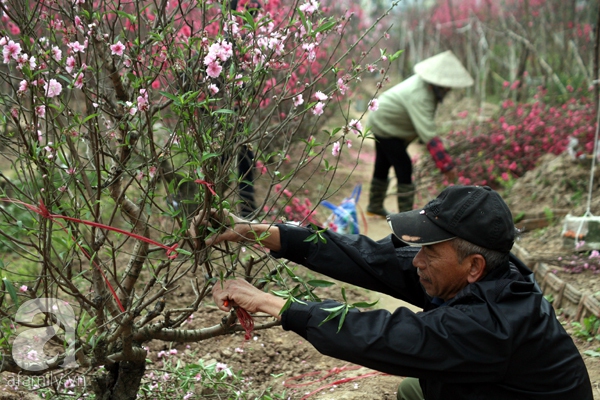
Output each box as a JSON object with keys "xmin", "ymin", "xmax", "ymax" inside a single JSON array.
[{"xmin": 367, "ymin": 75, "xmax": 437, "ymax": 143}]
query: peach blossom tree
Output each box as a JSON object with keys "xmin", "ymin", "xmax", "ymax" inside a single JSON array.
[{"xmin": 0, "ymin": 0, "xmax": 399, "ymax": 398}]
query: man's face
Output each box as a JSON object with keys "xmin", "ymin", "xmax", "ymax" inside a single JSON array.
[{"xmin": 412, "ymin": 240, "xmax": 473, "ymax": 301}]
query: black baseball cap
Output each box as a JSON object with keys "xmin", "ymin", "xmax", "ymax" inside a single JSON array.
[{"xmin": 386, "ymin": 186, "xmax": 515, "ymax": 253}]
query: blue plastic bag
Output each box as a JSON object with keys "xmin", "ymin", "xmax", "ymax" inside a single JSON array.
[{"xmin": 320, "ymin": 184, "xmax": 362, "ymax": 234}]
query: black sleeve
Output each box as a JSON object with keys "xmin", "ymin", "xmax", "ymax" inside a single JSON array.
[
  {"xmin": 281, "ymin": 300, "xmax": 513, "ymax": 381},
  {"xmin": 271, "ymin": 223, "xmax": 428, "ymax": 308}
]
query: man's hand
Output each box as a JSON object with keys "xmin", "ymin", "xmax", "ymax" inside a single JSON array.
[
  {"xmin": 188, "ymin": 209, "xmax": 254, "ymax": 247},
  {"xmin": 212, "ymin": 278, "xmax": 285, "ymax": 319},
  {"xmin": 188, "ymin": 209, "xmax": 282, "ymax": 251}
]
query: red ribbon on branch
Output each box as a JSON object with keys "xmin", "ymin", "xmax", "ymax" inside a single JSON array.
[
  {"xmin": 195, "ymin": 179, "xmax": 216, "ymax": 196},
  {"xmin": 1, "ymin": 198, "xmax": 183, "ymax": 312}
]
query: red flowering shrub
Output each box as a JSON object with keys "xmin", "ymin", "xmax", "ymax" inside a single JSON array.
[{"xmin": 442, "ymin": 89, "xmax": 597, "ymax": 188}]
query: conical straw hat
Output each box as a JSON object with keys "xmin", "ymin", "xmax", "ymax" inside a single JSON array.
[{"xmin": 413, "ymin": 50, "xmax": 474, "ymax": 88}]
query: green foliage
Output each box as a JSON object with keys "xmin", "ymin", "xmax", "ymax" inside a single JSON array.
[
  {"xmin": 571, "ymin": 316, "xmax": 600, "ymax": 342},
  {"xmin": 319, "ymin": 287, "xmax": 379, "ymax": 333}
]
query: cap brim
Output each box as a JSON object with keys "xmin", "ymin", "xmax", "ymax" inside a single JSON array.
[{"xmin": 386, "ymin": 209, "xmax": 456, "ymax": 247}]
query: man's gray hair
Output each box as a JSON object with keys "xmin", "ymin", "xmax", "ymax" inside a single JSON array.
[{"xmin": 451, "ymin": 238, "xmax": 509, "ymax": 271}]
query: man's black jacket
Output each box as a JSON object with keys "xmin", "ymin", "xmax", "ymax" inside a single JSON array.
[{"xmin": 273, "ymin": 224, "xmax": 593, "ymax": 400}]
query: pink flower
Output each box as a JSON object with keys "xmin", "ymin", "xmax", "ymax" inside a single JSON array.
[
  {"xmin": 314, "ymin": 91, "xmax": 328, "ymax": 101},
  {"xmin": 299, "ymin": 0, "xmax": 319, "ymax": 14},
  {"xmin": 206, "ymin": 61, "xmax": 222, "ymax": 78},
  {"xmin": 18, "ymin": 80, "xmax": 27, "ymax": 93},
  {"xmin": 36, "ymin": 106, "xmax": 46, "ymax": 117},
  {"xmin": 67, "ymin": 41, "xmax": 85, "ymax": 53},
  {"xmin": 44, "ymin": 79, "xmax": 62, "ymax": 98},
  {"xmin": 126, "ymin": 101, "xmax": 137, "ymax": 115},
  {"xmin": 337, "ymin": 78, "xmax": 349, "ymax": 95},
  {"xmin": 137, "ymin": 89, "xmax": 149, "ymax": 111},
  {"xmin": 368, "ymin": 99, "xmax": 379, "ymax": 111},
  {"xmin": 51, "ymin": 46, "xmax": 62, "ymax": 62},
  {"xmin": 293, "ymin": 94, "xmax": 304, "ymax": 107},
  {"xmin": 215, "ymin": 363, "xmax": 232, "ymax": 376},
  {"xmin": 65, "ymin": 56, "xmax": 76, "ymax": 73},
  {"xmin": 73, "ymin": 72, "xmax": 84, "ymax": 89},
  {"xmin": 19, "ymin": 285, "xmax": 27, "ymax": 292},
  {"xmin": 332, "ymin": 141, "xmax": 341, "ymax": 156},
  {"xmin": 348, "ymin": 119, "xmax": 362, "ymax": 135},
  {"xmin": 256, "ymin": 160, "xmax": 267, "ymax": 175},
  {"xmin": 312, "ymin": 102, "xmax": 325, "ymax": 116},
  {"xmin": 3, "ymin": 40, "xmax": 22, "ymax": 63},
  {"xmin": 208, "ymin": 84, "xmax": 219, "ymax": 95},
  {"xmin": 110, "ymin": 41, "xmax": 125, "ymax": 56},
  {"xmin": 345, "ymin": 139, "xmax": 352, "ymax": 148}
]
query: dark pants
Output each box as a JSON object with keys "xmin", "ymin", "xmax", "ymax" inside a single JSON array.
[
  {"xmin": 237, "ymin": 145, "xmax": 256, "ymax": 217},
  {"xmin": 372, "ymin": 136, "xmax": 412, "ymax": 185}
]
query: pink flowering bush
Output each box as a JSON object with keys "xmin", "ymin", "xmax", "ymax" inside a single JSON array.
[
  {"xmin": 434, "ymin": 88, "xmax": 597, "ymax": 189},
  {"xmin": 0, "ymin": 0, "xmax": 397, "ymax": 398},
  {"xmin": 559, "ymin": 250, "xmax": 600, "ymax": 274}
]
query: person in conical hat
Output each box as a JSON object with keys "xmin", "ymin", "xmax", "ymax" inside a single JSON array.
[{"xmin": 365, "ymin": 50, "xmax": 474, "ymax": 218}]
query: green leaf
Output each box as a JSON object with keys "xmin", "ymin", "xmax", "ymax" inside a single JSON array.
[
  {"xmin": 388, "ymin": 49, "xmax": 404, "ymax": 62},
  {"xmin": 318, "ymin": 308, "xmax": 343, "ymax": 325},
  {"xmin": 3, "ymin": 278, "xmax": 19, "ymax": 307},
  {"xmin": 114, "ymin": 10, "xmax": 136, "ymax": 22},
  {"xmin": 212, "ymin": 108, "xmax": 235, "ymax": 115},
  {"xmin": 304, "ymin": 233, "xmax": 317, "ymax": 243},
  {"xmin": 337, "ymin": 306, "xmax": 348, "ymax": 332},
  {"xmin": 314, "ymin": 20, "xmax": 336, "ymax": 33},
  {"xmin": 306, "ymin": 280, "xmax": 335, "ymax": 288},
  {"xmin": 352, "ymin": 300, "xmax": 379, "ymax": 308},
  {"xmin": 320, "ymin": 304, "xmax": 345, "ymax": 313},
  {"xmin": 82, "ymin": 113, "xmax": 100, "ymax": 124},
  {"xmin": 584, "ymin": 350, "xmax": 600, "ymax": 357},
  {"xmin": 175, "ymin": 248, "xmax": 192, "ymax": 256},
  {"xmin": 298, "ymin": 10, "xmax": 311, "ymax": 35},
  {"xmin": 201, "ymin": 152, "xmax": 220, "ymax": 162},
  {"xmin": 159, "ymin": 91, "xmax": 180, "ymax": 102}
]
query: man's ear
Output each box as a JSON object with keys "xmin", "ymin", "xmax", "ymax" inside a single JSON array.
[{"xmin": 467, "ymin": 254, "xmax": 487, "ymax": 283}]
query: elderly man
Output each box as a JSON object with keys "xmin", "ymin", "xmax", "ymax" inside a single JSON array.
[
  {"xmin": 204, "ymin": 186, "xmax": 592, "ymax": 400},
  {"xmin": 366, "ymin": 50, "xmax": 473, "ymax": 217}
]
